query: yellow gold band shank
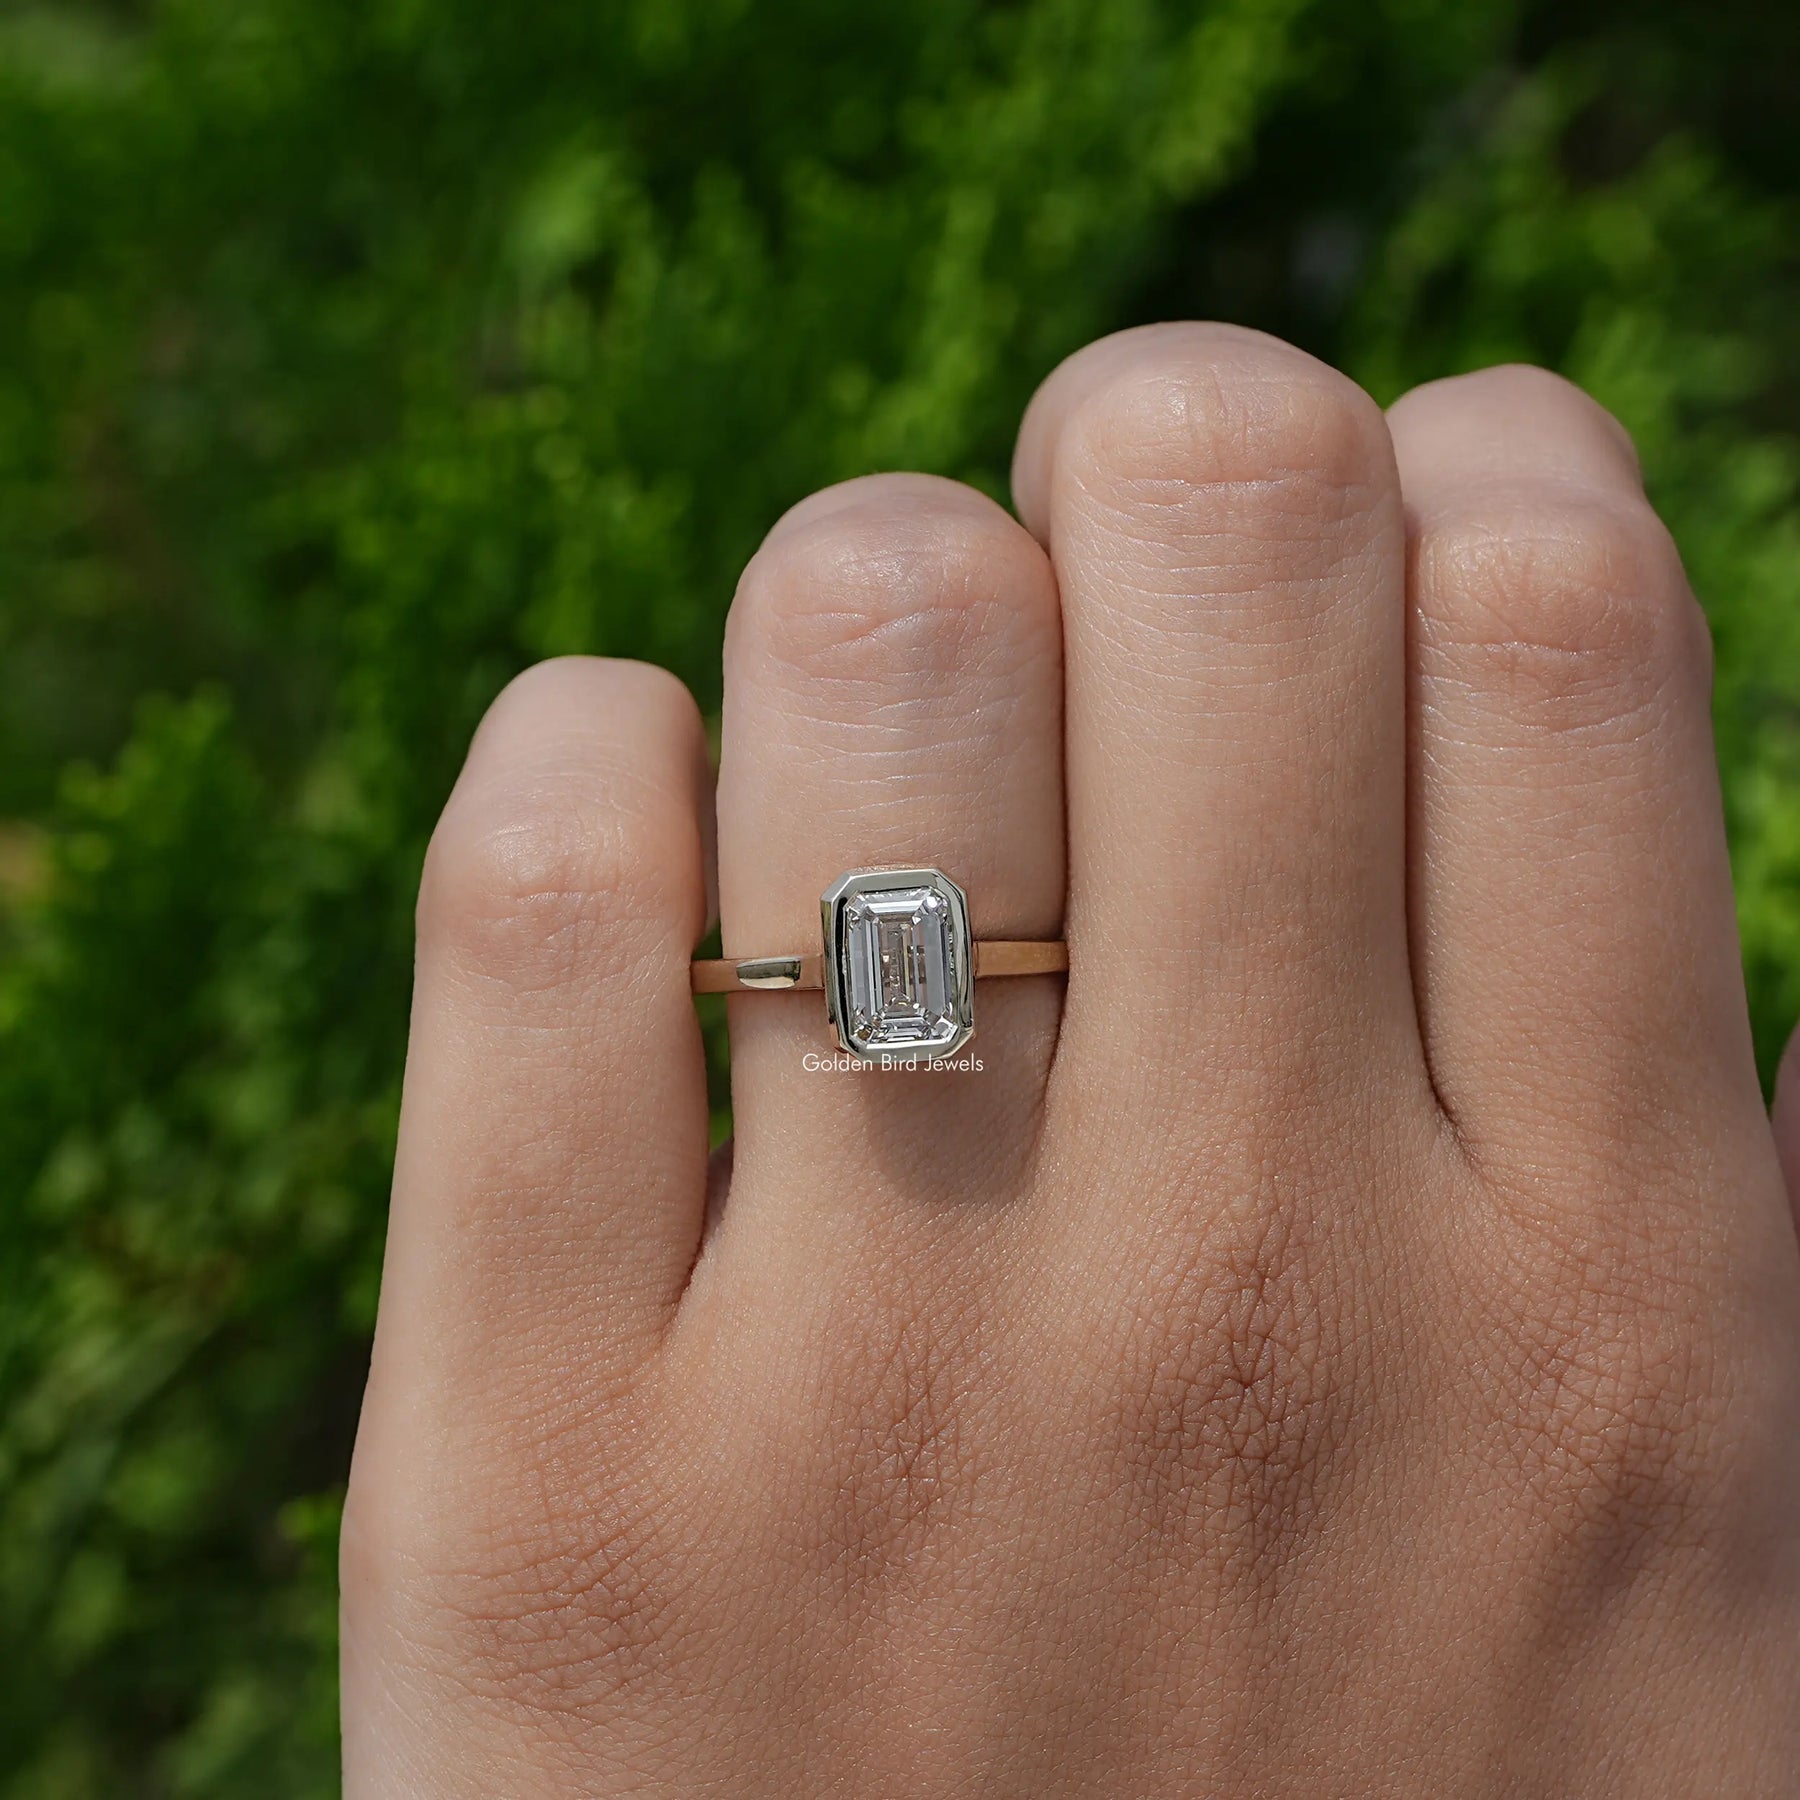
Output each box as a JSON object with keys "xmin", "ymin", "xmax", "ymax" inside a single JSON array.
[{"xmin": 690, "ymin": 940, "xmax": 1067, "ymax": 995}]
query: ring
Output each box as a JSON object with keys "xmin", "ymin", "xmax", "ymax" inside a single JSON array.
[{"xmin": 691, "ymin": 867, "xmax": 1067, "ymax": 1063}]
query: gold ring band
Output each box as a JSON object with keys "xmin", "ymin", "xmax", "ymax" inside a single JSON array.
[
  {"xmin": 690, "ymin": 939, "xmax": 1068, "ymax": 995},
  {"xmin": 697, "ymin": 866, "xmax": 1061, "ymax": 1064}
]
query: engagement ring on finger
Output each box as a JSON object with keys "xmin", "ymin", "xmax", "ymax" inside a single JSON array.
[{"xmin": 690, "ymin": 867, "xmax": 1067, "ymax": 1064}]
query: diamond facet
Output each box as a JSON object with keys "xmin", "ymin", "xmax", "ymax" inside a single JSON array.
[{"xmin": 821, "ymin": 869, "xmax": 973, "ymax": 1062}]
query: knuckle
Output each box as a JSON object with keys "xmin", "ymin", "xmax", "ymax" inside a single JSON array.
[
  {"xmin": 420, "ymin": 761, "xmax": 698, "ymax": 986},
  {"xmin": 1414, "ymin": 489, "xmax": 1702, "ymax": 731},
  {"xmin": 1400, "ymin": 364, "xmax": 1643, "ymax": 474},
  {"xmin": 1062, "ymin": 335, "xmax": 1391, "ymax": 536},
  {"xmin": 809, "ymin": 1298, "xmax": 973, "ymax": 1592},
  {"xmin": 1099, "ymin": 1179, "xmax": 1349, "ymax": 1580},
  {"xmin": 1488, "ymin": 1234, "xmax": 1737, "ymax": 1571},
  {"xmin": 729, "ymin": 483, "xmax": 1051, "ymax": 688},
  {"xmin": 345, "ymin": 1414, "xmax": 687, "ymax": 1720}
]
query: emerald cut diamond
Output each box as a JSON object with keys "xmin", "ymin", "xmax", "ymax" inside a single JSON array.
[{"xmin": 821, "ymin": 868, "xmax": 973, "ymax": 1062}]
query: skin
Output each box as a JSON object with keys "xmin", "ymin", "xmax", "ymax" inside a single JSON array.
[{"xmin": 340, "ymin": 324, "xmax": 1800, "ymax": 1796}]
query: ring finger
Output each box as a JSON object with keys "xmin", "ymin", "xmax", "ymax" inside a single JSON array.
[{"xmin": 714, "ymin": 473, "xmax": 1066, "ymax": 1242}]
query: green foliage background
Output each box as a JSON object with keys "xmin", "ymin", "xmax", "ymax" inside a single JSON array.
[{"xmin": 2, "ymin": 0, "xmax": 1798, "ymax": 1790}]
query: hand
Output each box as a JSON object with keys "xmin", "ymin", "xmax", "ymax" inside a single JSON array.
[{"xmin": 341, "ymin": 324, "xmax": 1800, "ymax": 1796}]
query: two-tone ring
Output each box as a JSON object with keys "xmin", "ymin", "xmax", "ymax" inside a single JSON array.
[{"xmin": 691, "ymin": 868, "xmax": 1067, "ymax": 1065}]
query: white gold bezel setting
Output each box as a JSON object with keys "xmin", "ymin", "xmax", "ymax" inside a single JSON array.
[{"xmin": 820, "ymin": 867, "xmax": 974, "ymax": 1063}]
